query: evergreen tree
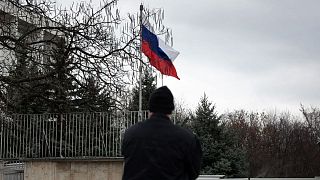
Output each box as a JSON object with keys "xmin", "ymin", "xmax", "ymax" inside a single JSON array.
[
  {"xmin": 6, "ymin": 46, "xmax": 48, "ymax": 113},
  {"xmin": 128, "ymin": 70, "xmax": 156, "ymax": 111},
  {"xmin": 76, "ymin": 76, "xmax": 114, "ymax": 112},
  {"xmin": 191, "ymin": 94, "xmax": 246, "ymax": 176}
]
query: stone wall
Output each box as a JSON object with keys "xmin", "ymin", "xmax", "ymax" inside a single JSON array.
[{"xmin": 24, "ymin": 159, "xmax": 123, "ymax": 180}]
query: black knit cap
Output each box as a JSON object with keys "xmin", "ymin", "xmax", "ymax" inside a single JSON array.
[{"xmin": 149, "ymin": 86, "xmax": 174, "ymax": 114}]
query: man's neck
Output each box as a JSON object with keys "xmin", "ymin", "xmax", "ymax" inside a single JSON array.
[{"xmin": 148, "ymin": 112, "xmax": 171, "ymax": 119}]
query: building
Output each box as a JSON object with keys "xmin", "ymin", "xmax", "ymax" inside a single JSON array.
[{"xmin": 0, "ymin": 0, "xmax": 63, "ymax": 75}]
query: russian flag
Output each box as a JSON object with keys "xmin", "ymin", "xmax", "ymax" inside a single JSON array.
[{"xmin": 141, "ymin": 23, "xmax": 180, "ymax": 80}]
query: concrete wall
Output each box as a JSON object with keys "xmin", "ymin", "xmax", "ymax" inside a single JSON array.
[{"xmin": 24, "ymin": 159, "xmax": 123, "ymax": 180}]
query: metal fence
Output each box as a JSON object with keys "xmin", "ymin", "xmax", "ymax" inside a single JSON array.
[
  {"xmin": 0, "ymin": 161, "xmax": 24, "ymax": 180},
  {"xmin": 0, "ymin": 111, "xmax": 148, "ymax": 160}
]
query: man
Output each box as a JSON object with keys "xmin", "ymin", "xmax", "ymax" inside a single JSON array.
[{"xmin": 122, "ymin": 86, "xmax": 202, "ymax": 180}]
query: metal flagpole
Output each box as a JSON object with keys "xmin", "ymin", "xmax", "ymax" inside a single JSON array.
[
  {"xmin": 161, "ymin": 74, "xmax": 163, "ymax": 86},
  {"xmin": 139, "ymin": 4, "xmax": 143, "ymax": 120}
]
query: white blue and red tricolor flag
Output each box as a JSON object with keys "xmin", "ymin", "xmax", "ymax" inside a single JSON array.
[{"xmin": 141, "ymin": 18, "xmax": 180, "ymax": 80}]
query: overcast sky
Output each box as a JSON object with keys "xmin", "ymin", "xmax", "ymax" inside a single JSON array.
[{"xmin": 58, "ymin": 0, "xmax": 320, "ymax": 115}]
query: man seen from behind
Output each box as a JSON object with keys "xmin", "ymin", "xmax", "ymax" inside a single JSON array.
[{"xmin": 122, "ymin": 86, "xmax": 202, "ymax": 180}]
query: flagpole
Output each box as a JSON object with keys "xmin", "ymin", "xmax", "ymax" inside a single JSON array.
[
  {"xmin": 139, "ymin": 4, "xmax": 143, "ymax": 120},
  {"xmin": 161, "ymin": 74, "xmax": 163, "ymax": 86}
]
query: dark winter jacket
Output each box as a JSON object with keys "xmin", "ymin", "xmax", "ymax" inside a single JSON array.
[{"xmin": 122, "ymin": 113, "xmax": 202, "ymax": 180}]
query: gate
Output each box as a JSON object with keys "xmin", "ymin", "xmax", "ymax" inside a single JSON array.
[{"xmin": 0, "ymin": 161, "xmax": 24, "ymax": 180}]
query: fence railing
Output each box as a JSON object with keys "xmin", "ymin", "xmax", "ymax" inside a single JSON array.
[{"xmin": 0, "ymin": 111, "xmax": 148, "ymax": 160}]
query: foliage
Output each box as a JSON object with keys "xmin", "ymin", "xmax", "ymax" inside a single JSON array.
[
  {"xmin": 224, "ymin": 109, "xmax": 320, "ymax": 177},
  {"xmin": 190, "ymin": 94, "xmax": 246, "ymax": 177},
  {"xmin": 0, "ymin": 0, "xmax": 132, "ymax": 113},
  {"xmin": 0, "ymin": 0, "xmax": 175, "ymax": 114},
  {"xmin": 128, "ymin": 69, "xmax": 156, "ymax": 111}
]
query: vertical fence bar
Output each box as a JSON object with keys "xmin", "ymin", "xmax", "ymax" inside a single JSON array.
[
  {"xmin": 25, "ymin": 115, "xmax": 28, "ymax": 158},
  {"xmin": 12, "ymin": 114, "xmax": 15, "ymax": 159},
  {"xmin": 98, "ymin": 113, "xmax": 101, "ymax": 157},
  {"xmin": 78, "ymin": 113, "xmax": 80, "ymax": 157},
  {"xmin": 16, "ymin": 114, "xmax": 19, "ymax": 158},
  {"xmin": 22, "ymin": 114, "xmax": 25, "ymax": 158},
  {"xmin": 9, "ymin": 116, "xmax": 12, "ymax": 159},
  {"xmin": 34, "ymin": 114, "xmax": 37, "ymax": 158},
  {"xmin": 119, "ymin": 112, "xmax": 122, "ymax": 156},
  {"xmin": 13, "ymin": 114, "xmax": 16, "ymax": 159},
  {"xmin": 60, "ymin": 114, "xmax": 63, "ymax": 158},
  {"xmin": 92, "ymin": 113, "xmax": 94, "ymax": 157},
  {"xmin": 110, "ymin": 113, "xmax": 114, "ymax": 157},
  {"xmin": 55, "ymin": 114, "xmax": 57, "ymax": 157},
  {"xmin": 52, "ymin": 114, "xmax": 55, "ymax": 157},
  {"xmin": 89, "ymin": 113, "xmax": 92, "ymax": 157},
  {"xmin": 94, "ymin": 113, "xmax": 97, "ymax": 157},
  {"xmin": 82, "ymin": 113, "xmax": 85, "ymax": 157},
  {"xmin": 0, "ymin": 115, "xmax": 3, "ymax": 158},
  {"xmin": 114, "ymin": 114, "xmax": 116, "ymax": 157},
  {"xmin": 37, "ymin": 114, "xmax": 40, "ymax": 158},
  {"xmin": 71, "ymin": 114, "xmax": 74, "ymax": 157},
  {"xmin": 115, "ymin": 114, "xmax": 119, "ymax": 156},
  {"xmin": 42, "ymin": 114, "xmax": 45, "ymax": 157},
  {"xmin": 36, "ymin": 114, "xmax": 39, "ymax": 157},
  {"xmin": 40, "ymin": 114, "xmax": 42, "ymax": 157},
  {"xmin": 65, "ymin": 114, "xmax": 68, "ymax": 157},
  {"xmin": 92, "ymin": 113, "xmax": 95, "ymax": 157},
  {"xmin": 20, "ymin": 114, "xmax": 26, "ymax": 157},
  {"xmin": 43, "ymin": 114, "xmax": 46, "ymax": 157},
  {"xmin": 45, "ymin": 114, "xmax": 48, "ymax": 157},
  {"xmin": 33, "ymin": 114, "xmax": 36, "ymax": 158},
  {"xmin": 18, "ymin": 115, "xmax": 21, "ymax": 158},
  {"xmin": 95, "ymin": 113, "xmax": 98, "ymax": 157},
  {"xmin": 104, "ymin": 112, "xmax": 107, "ymax": 156},
  {"xmin": 50, "ymin": 114, "xmax": 53, "ymax": 157},
  {"xmin": 111, "ymin": 113, "xmax": 113, "ymax": 157},
  {"xmin": 88, "ymin": 114, "xmax": 90, "ymax": 156},
  {"xmin": 42, "ymin": 114, "xmax": 44, "ymax": 157},
  {"xmin": 31, "ymin": 114, "xmax": 33, "ymax": 158},
  {"xmin": 5, "ymin": 116, "xmax": 10, "ymax": 158},
  {"xmin": 93, "ymin": 113, "xmax": 96, "ymax": 157},
  {"xmin": 108, "ymin": 112, "xmax": 110, "ymax": 157},
  {"xmin": 70, "ymin": 114, "xmax": 73, "ymax": 157},
  {"xmin": 23, "ymin": 115, "xmax": 26, "ymax": 159},
  {"xmin": 88, "ymin": 114, "xmax": 91, "ymax": 156},
  {"xmin": 8, "ymin": 117, "xmax": 11, "ymax": 158},
  {"xmin": 85, "ymin": 113, "xmax": 87, "ymax": 157},
  {"xmin": 113, "ymin": 113, "xmax": 115, "ymax": 157},
  {"xmin": 4, "ymin": 118, "xmax": 7, "ymax": 158},
  {"xmin": 107, "ymin": 113, "xmax": 110, "ymax": 157},
  {"xmin": 103, "ymin": 114, "xmax": 109, "ymax": 157},
  {"xmin": 87, "ymin": 114, "xmax": 89, "ymax": 156},
  {"xmin": 26, "ymin": 114, "xmax": 28, "ymax": 158},
  {"xmin": 76, "ymin": 113, "xmax": 78, "ymax": 157},
  {"xmin": 67, "ymin": 114, "xmax": 70, "ymax": 157},
  {"xmin": 31, "ymin": 114, "xmax": 34, "ymax": 158}
]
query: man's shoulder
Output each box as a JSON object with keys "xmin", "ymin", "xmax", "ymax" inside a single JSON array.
[{"xmin": 124, "ymin": 121, "xmax": 145, "ymax": 134}]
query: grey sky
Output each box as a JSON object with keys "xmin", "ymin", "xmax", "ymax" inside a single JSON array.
[{"xmin": 58, "ymin": 0, "xmax": 320, "ymax": 114}]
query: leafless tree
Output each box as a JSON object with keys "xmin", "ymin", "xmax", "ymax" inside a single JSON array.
[
  {"xmin": 0, "ymin": 0, "xmax": 173, "ymax": 113},
  {"xmin": 224, "ymin": 110, "xmax": 320, "ymax": 177},
  {"xmin": 301, "ymin": 105, "xmax": 320, "ymax": 144}
]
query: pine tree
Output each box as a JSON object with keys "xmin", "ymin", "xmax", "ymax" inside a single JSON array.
[
  {"xmin": 128, "ymin": 70, "xmax": 156, "ymax": 111},
  {"xmin": 191, "ymin": 94, "xmax": 246, "ymax": 176},
  {"xmin": 6, "ymin": 48, "xmax": 48, "ymax": 113},
  {"xmin": 76, "ymin": 76, "xmax": 114, "ymax": 112}
]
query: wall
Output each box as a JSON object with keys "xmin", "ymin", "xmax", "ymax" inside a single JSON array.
[{"xmin": 24, "ymin": 159, "xmax": 123, "ymax": 180}]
